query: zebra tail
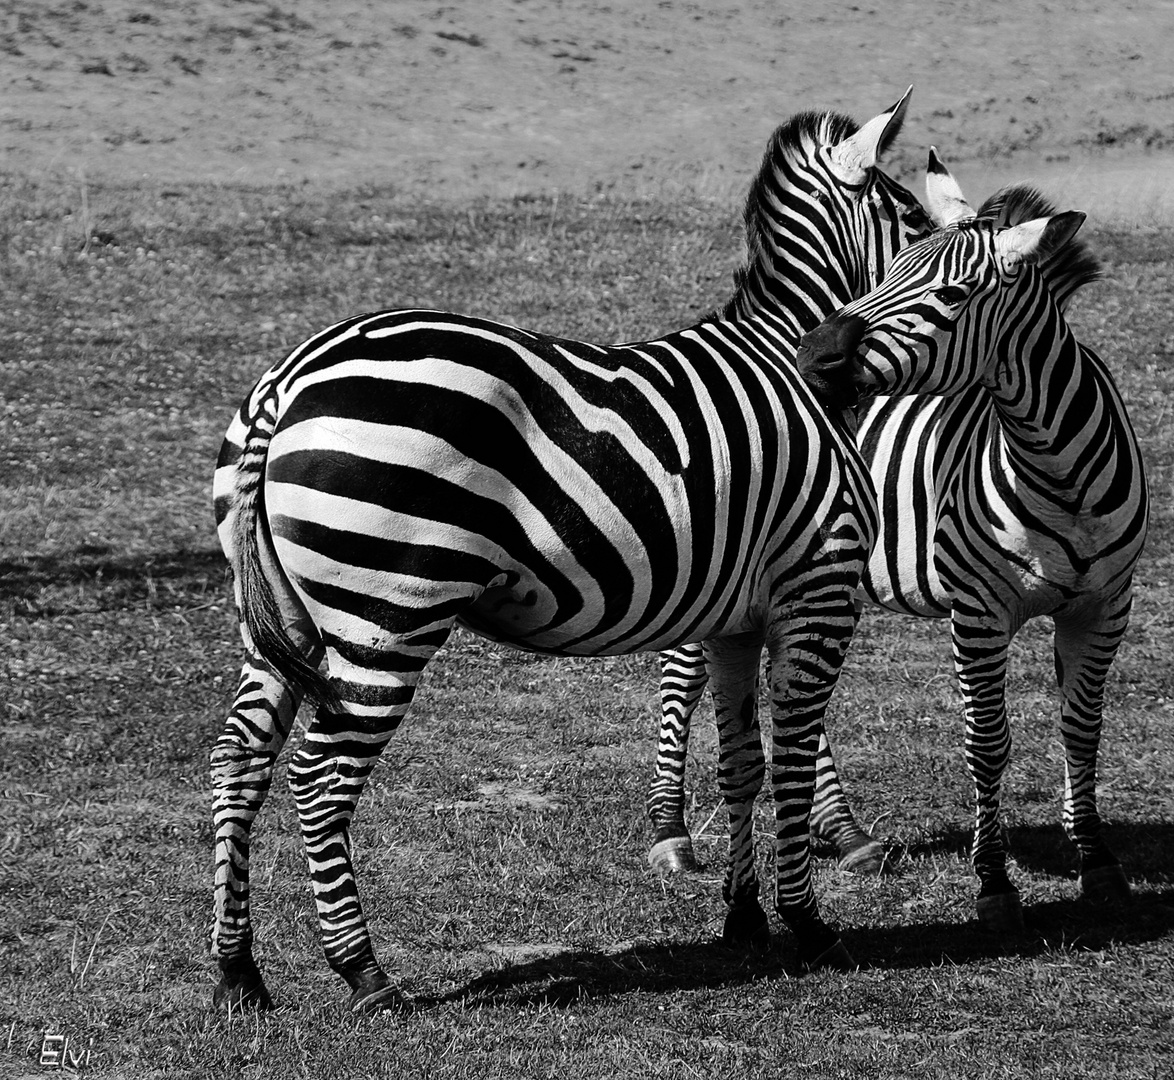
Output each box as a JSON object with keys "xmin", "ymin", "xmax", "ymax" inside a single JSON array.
[{"xmin": 230, "ymin": 423, "xmax": 346, "ymax": 715}]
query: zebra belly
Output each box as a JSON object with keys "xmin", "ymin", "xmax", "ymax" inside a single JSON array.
[
  {"xmin": 262, "ymin": 431, "xmax": 767, "ymax": 659},
  {"xmin": 456, "ymin": 588, "xmax": 755, "ymax": 657},
  {"xmin": 859, "ymin": 493, "xmax": 951, "ymax": 619},
  {"xmin": 952, "ymin": 526, "xmax": 1135, "ymax": 617}
]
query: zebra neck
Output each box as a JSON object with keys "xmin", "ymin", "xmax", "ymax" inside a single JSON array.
[
  {"xmin": 983, "ymin": 315, "xmax": 1124, "ymax": 501},
  {"xmin": 722, "ymin": 300, "xmax": 805, "ymax": 347},
  {"xmin": 728, "ymin": 268, "xmax": 860, "ymax": 341}
]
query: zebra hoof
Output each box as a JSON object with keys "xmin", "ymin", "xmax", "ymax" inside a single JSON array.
[
  {"xmin": 804, "ymin": 938, "xmax": 858, "ymax": 973},
  {"xmin": 348, "ymin": 982, "xmax": 405, "ymax": 1013},
  {"xmin": 648, "ymin": 835, "xmax": 699, "ymax": 874},
  {"xmin": 837, "ymin": 840, "xmax": 893, "ymax": 876},
  {"xmin": 976, "ymin": 890, "xmax": 1026, "ymax": 936},
  {"xmin": 213, "ymin": 966, "xmax": 273, "ymax": 1013},
  {"xmin": 722, "ymin": 900, "xmax": 771, "ymax": 953},
  {"xmin": 1081, "ymin": 863, "xmax": 1132, "ymax": 905}
]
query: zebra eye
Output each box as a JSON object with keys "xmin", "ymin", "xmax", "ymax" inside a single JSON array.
[
  {"xmin": 905, "ymin": 207, "xmax": 932, "ymax": 231},
  {"xmin": 933, "ymin": 286, "xmax": 968, "ymax": 305}
]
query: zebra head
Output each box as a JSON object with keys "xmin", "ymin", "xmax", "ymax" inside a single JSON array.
[
  {"xmin": 802, "ymin": 149, "xmax": 1087, "ymax": 402},
  {"xmin": 728, "ymin": 87, "xmax": 933, "ymax": 324}
]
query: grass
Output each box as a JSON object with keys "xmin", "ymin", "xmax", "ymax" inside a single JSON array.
[{"xmin": 2, "ymin": 173, "xmax": 1174, "ymax": 1078}]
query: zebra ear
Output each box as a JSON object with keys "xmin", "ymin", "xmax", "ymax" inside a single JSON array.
[
  {"xmin": 994, "ymin": 211, "xmax": 1086, "ymax": 270},
  {"xmin": 925, "ymin": 147, "xmax": 975, "ymax": 226},
  {"xmin": 827, "ymin": 86, "xmax": 913, "ymax": 183}
]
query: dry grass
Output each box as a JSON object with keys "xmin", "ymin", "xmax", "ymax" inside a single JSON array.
[{"xmin": 2, "ymin": 176, "xmax": 1173, "ymax": 1078}]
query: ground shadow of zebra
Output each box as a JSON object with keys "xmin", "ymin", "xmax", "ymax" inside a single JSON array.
[
  {"xmin": 0, "ymin": 547, "xmax": 227, "ymax": 613},
  {"xmin": 895, "ymin": 819, "xmax": 1174, "ymax": 889},
  {"xmin": 407, "ymin": 885, "xmax": 1174, "ymax": 1009},
  {"xmin": 0, "ymin": 547, "xmax": 225, "ymax": 592},
  {"xmin": 415, "ymin": 936, "xmax": 833, "ymax": 1011},
  {"xmin": 1006, "ymin": 820, "xmax": 1174, "ymax": 888},
  {"xmin": 842, "ymin": 885, "xmax": 1174, "ymax": 974}
]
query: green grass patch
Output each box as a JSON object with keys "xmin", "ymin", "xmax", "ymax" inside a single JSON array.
[{"xmin": 2, "ymin": 175, "xmax": 1173, "ymax": 1077}]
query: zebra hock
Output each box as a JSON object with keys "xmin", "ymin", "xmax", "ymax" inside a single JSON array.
[
  {"xmin": 208, "ymin": 97, "xmax": 940, "ymax": 1014},
  {"xmin": 803, "ymin": 152, "xmax": 1147, "ymax": 934},
  {"xmin": 646, "ymin": 92, "xmax": 934, "ymax": 878}
]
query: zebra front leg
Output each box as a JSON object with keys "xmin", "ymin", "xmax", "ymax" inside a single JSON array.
[
  {"xmin": 766, "ymin": 606, "xmax": 857, "ymax": 971},
  {"xmin": 1054, "ymin": 599, "xmax": 1133, "ymax": 905},
  {"xmin": 805, "ymin": 597, "xmax": 888, "ymax": 874},
  {"xmin": 705, "ymin": 635, "xmax": 771, "ymax": 952},
  {"xmin": 952, "ymin": 611, "xmax": 1024, "ymax": 934},
  {"xmin": 647, "ymin": 643, "xmax": 709, "ymax": 873},
  {"xmin": 810, "ymin": 726, "xmax": 891, "ymax": 874},
  {"xmin": 210, "ymin": 656, "xmax": 303, "ymax": 1011}
]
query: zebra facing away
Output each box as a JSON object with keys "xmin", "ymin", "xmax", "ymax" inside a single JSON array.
[
  {"xmin": 644, "ymin": 91, "xmax": 937, "ymax": 877},
  {"xmin": 805, "ymin": 154, "xmax": 1147, "ymax": 931},
  {"xmin": 207, "ymin": 95, "xmax": 942, "ymax": 1013}
]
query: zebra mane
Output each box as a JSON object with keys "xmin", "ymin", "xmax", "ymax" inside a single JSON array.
[
  {"xmin": 719, "ymin": 111, "xmax": 861, "ymax": 318},
  {"xmin": 977, "ymin": 184, "xmax": 1102, "ymax": 311}
]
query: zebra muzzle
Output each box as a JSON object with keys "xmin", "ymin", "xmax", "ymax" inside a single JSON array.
[{"xmin": 795, "ymin": 314, "xmax": 867, "ymax": 412}]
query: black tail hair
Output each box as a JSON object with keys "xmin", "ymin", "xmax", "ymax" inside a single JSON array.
[{"xmin": 230, "ymin": 425, "xmax": 345, "ymax": 715}]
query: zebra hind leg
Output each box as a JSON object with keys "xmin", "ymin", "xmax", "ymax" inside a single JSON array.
[
  {"xmin": 285, "ymin": 625, "xmax": 455, "ymax": 1012},
  {"xmin": 809, "ymin": 726, "xmax": 893, "ymax": 875},
  {"xmin": 286, "ymin": 704, "xmax": 404, "ymax": 1012},
  {"xmin": 648, "ymin": 648, "xmax": 892, "ymax": 878},
  {"xmin": 647, "ymin": 642, "xmax": 709, "ymax": 873},
  {"xmin": 646, "ymin": 649, "xmax": 894, "ymax": 877},
  {"xmin": 1054, "ymin": 603, "xmax": 1133, "ymax": 906},
  {"xmin": 210, "ymin": 655, "xmax": 306, "ymax": 1011}
]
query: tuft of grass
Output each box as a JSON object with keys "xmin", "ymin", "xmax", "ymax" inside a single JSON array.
[{"xmin": 2, "ymin": 176, "xmax": 1173, "ymax": 1077}]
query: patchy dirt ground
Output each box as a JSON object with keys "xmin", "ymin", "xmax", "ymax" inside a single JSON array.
[{"xmin": 4, "ymin": 0, "xmax": 1174, "ymax": 209}]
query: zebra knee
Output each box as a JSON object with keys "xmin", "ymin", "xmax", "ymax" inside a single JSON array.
[
  {"xmin": 287, "ymin": 743, "xmax": 342, "ymax": 802},
  {"xmin": 210, "ymin": 738, "xmax": 280, "ymax": 808}
]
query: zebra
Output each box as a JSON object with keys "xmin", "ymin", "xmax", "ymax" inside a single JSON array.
[
  {"xmin": 807, "ymin": 152, "xmax": 1146, "ymax": 931},
  {"xmin": 208, "ymin": 94, "xmax": 942, "ymax": 1013},
  {"xmin": 645, "ymin": 94, "xmax": 939, "ymax": 877},
  {"xmin": 647, "ymin": 157, "xmax": 1149, "ymax": 920}
]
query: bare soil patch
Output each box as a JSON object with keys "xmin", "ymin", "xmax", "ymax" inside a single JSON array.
[{"xmin": 4, "ymin": 0, "xmax": 1174, "ymax": 208}]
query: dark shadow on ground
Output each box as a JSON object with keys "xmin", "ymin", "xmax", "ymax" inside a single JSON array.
[
  {"xmin": 0, "ymin": 547, "xmax": 227, "ymax": 612},
  {"xmin": 846, "ymin": 887, "xmax": 1174, "ymax": 972},
  {"xmin": 894, "ymin": 820, "xmax": 1174, "ymax": 889},
  {"xmin": 1007, "ymin": 821, "xmax": 1174, "ymax": 887},
  {"xmin": 406, "ymin": 887, "xmax": 1174, "ymax": 1011}
]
